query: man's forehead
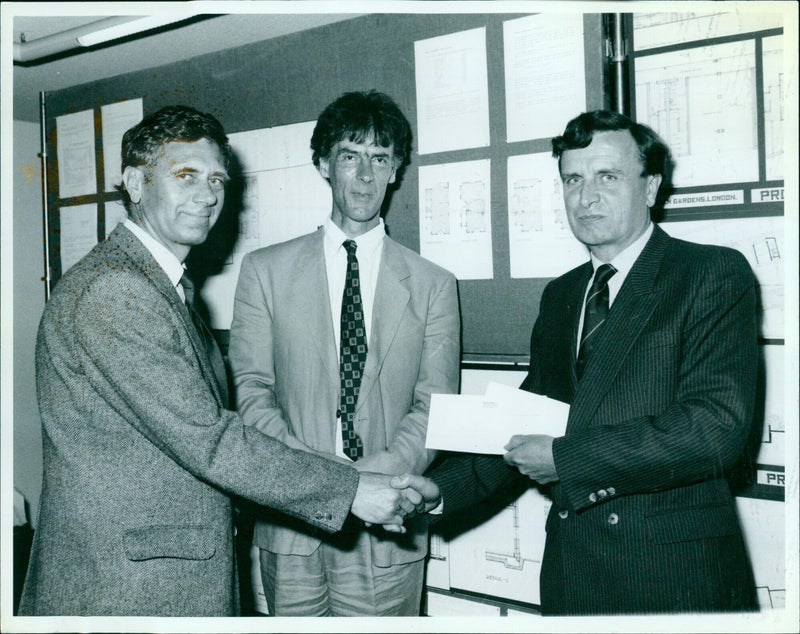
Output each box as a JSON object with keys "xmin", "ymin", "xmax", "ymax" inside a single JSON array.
[
  {"xmin": 561, "ymin": 130, "xmax": 641, "ymax": 167},
  {"xmin": 152, "ymin": 138, "xmax": 226, "ymax": 167},
  {"xmin": 336, "ymin": 135, "xmax": 394, "ymax": 153}
]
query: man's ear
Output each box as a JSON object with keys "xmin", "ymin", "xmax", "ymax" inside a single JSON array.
[
  {"xmin": 645, "ymin": 173, "xmax": 662, "ymax": 208},
  {"xmin": 121, "ymin": 166, "xmax": 145, "ymax": 204},
  {"xmin": 317, "ymin": 157, "xmax": 330, "ymax": 180}
]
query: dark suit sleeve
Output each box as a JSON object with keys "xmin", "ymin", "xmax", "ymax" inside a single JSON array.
[
  {"xmin": 73, "ymin": 268, "xmax": 358, "ymax": 532},
  {"xmin": 427, "ymin": 453, "xmax": 529, "ymax": 519},
  {"xmin": 552, "ymin": 249, "xmax": 758, "ymax": 512}
]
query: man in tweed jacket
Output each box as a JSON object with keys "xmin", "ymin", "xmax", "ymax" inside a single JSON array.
[
  {"xmin": 19, "ymin": 105, "xmax": 418, "ymax": 616},
  {"xmin": 397, "ymin": 110, "xmax": 758, "ymax": 614}
]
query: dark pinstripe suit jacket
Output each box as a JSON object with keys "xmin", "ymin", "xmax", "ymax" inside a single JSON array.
[{"xmin": 430, "ymin": 225, "xmax": 759, "ymax": 614}]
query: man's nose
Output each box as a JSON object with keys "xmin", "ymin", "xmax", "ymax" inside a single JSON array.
[
  {"xmin": 580, "ymin": 180, "xmax": 599, "ymax": 207},
  {"xmin": 356, "ymin": 157, "xmax": 374, "ymax": 182},
  {"xmin": 193, "ymin": 179, "xmax": 219, "ymax": 205}
]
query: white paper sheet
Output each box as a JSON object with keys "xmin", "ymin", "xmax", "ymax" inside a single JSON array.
[
  {"xmin": 507, "ymin": 152, "xmax": 589, "ymax": 278},
  {"xmin": 200, "ymin": 123, "xmax": 331, "ymax": 329},
  {"xmin": 56, "ymin": 109, "xmax": 97, "ymax": 198},
  {"xmin": 426, "ymin": 383, "xmax": 569, "ymax": 455},
  {"xmin": 662, "ymin": 216, "xmax": 784, "ymax": 339},
  {"xmin": 419, "ymin": 159, "xmax": 493, "ymax": 280},
  {"xmin": 101, "ymin": 98, "xmax": 143, "ymax": 192},
  {"xmin": 104, "ymin": 199, "xmax": 128, "ymax": 238},
  {"xmin": 503, "ymin": 14, "xmax": 586, "ymax": 142},
  {"xmin": 635, "ymin": 40, "xmax": 759, "ymax": 187},
  {"xmin": 59, "ymin": 203, "xmax": 97, "ymax": 273},
  {"xmin": 414, "ymin": 27, "xmax": 490, "ymax": 154}
]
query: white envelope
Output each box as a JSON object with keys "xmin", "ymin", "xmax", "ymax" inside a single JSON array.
[{"xmin": 426, "ymin": 383, "xmax": 569, "ymax": 455}]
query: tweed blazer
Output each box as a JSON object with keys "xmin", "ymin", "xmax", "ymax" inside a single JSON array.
[
  {"xmin": 228, "ymin": 227, "xmax": 461, "ymax": 566},
  {"xmin": 20, "ymin": 224, "xmax": 359, "ymax": 616},
  {"xmin": 430, "ymin": 225, "xmax": 759, "ymax": 613}
]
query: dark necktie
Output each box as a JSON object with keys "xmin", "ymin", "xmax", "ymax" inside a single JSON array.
[
  {"xmin": 180, "ymin": 272, "xmax": 229, "ymax": 408},
  {"xmin": 339, "ymin": 240, "xmax": 366, "ymax": 460},
  {"xmin": 576, "ymin": 263, "xmax": 617, "ymax": 380}
]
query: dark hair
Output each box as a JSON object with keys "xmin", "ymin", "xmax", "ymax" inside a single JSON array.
[
  {"xmin": 118, "ymin": 105, "xmax": 232, "ymax": 211},
  {"xmin": 552, "ymin": 110, "xmax": 674, "ymax": 182},
  {"xmin": 310, "ymin": 91, "xmax": 412, "ymax": 170}
]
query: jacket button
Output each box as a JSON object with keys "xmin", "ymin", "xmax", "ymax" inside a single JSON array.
[
  {"xmin": 588, "ymin": 492, "xmax": 597, "ymax": 503},
  {"xmin": 607, "ymin": 513, "xmax": 619, "ymax": 525},
  {"xmin": 607, "ymin": 487, "xmax": 616, "ymax": 496},
  {"xmin": 597, "ymin": 489, "xmax": 608, "ymax": 498},
  {"xmin": 558, "ymin": 510, "xmax": 569, "ymax": 519}
]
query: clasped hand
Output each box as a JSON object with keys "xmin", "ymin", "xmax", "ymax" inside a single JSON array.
[
  {"xmin": 503, "ymin": 434, "xmax": 558, "ymax": 483},
  {"xmin": 350, "ymin": 472, "xmax": 442, "ymax": 534}
]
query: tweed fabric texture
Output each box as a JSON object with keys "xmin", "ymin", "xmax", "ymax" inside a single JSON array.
[{"xmin": 19, "ymin": 225, "xmax": 360, "ymax": 616}]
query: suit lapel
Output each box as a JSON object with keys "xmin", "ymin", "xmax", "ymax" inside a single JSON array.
[
  {"xmin": 296, "ymin": 229, "xmax": 341, "ymax": 386},
  {"xmin": 357, "ymin": 238, "xmax": 411, "ymax": 411},
  {"xmin": 568, "ymin": 227, "xmax": 670, "ymax": 432},
  {"xmin": 112, "ymin": 225, "xmax": 224, "ymax": 407}
]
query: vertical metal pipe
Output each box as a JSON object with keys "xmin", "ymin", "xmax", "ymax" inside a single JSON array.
[
  {"xmin": 610, "ymin": 14, "xmax": 628, "ymax": 115},
  {"xmin": 39, "ymin": 91, "xmax": 51, "ymax": 299}
]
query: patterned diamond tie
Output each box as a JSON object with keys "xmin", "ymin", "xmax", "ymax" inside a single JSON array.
[
  {"xmin": 180, "ymin": 272, "xmax": 229, "ymax": 408},
  {"xmin": 339, "ymin": 240, "xmax": 366, "ymax": 460},
  {"xmin": 576, "ymin": 263, "xmax": 617, "ymax": 380}
]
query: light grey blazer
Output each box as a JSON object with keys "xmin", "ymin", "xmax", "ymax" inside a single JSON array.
[{"xmin": 229, "ymin": 227, "xmax": 461, "ymax": 566}]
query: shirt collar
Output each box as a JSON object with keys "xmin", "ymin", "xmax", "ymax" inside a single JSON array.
[
  {"xmin": 590, "ymin": 222, "xmax": 654, "ymax": 279},
  {"xmin": 323, "ymin": 216, "xmax": 385, "ymax": 258},
  {"xmin": 123, "ymin": 218, "xmax": 185, "ymax": 289}
]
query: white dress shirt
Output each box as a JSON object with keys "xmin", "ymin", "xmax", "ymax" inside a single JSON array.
[
  {"xmin": 323, "ymin": 216, "xmax": 386, "ymax": 460},
  {"xmin": 577, "ymin": 222, "xmax": 654, "ymax": 353},
  {"xmin": 123, "ymin": 219, "xmax": 186, "ymax": 300}
]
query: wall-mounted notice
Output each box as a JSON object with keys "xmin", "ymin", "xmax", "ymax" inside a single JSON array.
[
  {"xmin": 504, "ymin": 13, "xmax": 586, "ymax": 142},
  {"xmin": 201, "ymin": 121, "xmax": 331, "ymax": 329},
  {"xmin": 763, "ymin": 35, "xmax": 785, "ymax": 181},
  {"xmin": 56, "ymin": 109, "xmax": 97, "ymax": 198},
  {"xmin": 414, "ymin": 27, "xmax": 490, "ymax": 155},
  {"xmin": 508, "ymin": 153, "xmax": 587, "ymax": 278},
  {"xmin": 104, "ymin": 200, "xmax": 128, "ymax": 238},
  {"xmin": 662, "ymin": 216, "xmax": 784, "ymax": 339},
  {"xmin": 101, "ymin": 99, "xmax": 143, "ymax": 192},
  {"xmin": 59, "ymin": 203, "xmax": 97, "ymax": 273},
  {"xmin": 633, "ymin": 11, "xmax": 785, "ymax": 51},
  {"xmin": 419, "ymin": 159, "xmax": 493, "ymax": 280},
  {"xmin": 635, "ymin": 40, "xmax": 759, "ymax": 187}
]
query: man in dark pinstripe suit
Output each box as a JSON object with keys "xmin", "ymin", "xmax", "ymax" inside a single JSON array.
[{"xmin": 396, "ymin": 111, "xmax": 759, "ymax": 614}]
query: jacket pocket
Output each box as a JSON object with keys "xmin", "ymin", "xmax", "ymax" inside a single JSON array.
[
  {"xmin": 124, "ymin": 525, "xmax": 216, "ymax": 561},
  {"xmin": 646, "ymin": 503, "xmax": 739, "ymax": 544}
]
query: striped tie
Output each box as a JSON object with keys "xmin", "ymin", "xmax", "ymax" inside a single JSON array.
[{"xmin": 577, "ymin": 263, "xmax": 617, "ymax": 380}]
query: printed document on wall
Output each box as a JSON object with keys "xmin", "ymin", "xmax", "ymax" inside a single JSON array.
[
  {"xmin": 504, "ymin": 13, "xmax": 585, "ymax": 142},
  {"xmin": 201, "ymin": 122, "xmax": 331, "ymax": 329},
  {"xmin": 57, "ymin": 109, "xmax": 96, "ymax": 198},
  {"xmin": 508, "ymin": 153, "xmax": 588, "ymax": 278},
  {"xmin": 419, "ymin": 160, "xmax": 493, "ymax": 280},
  {"xmin": 635, "ymin": 40, "xmax": 759, "ymax": 187},
  {"xmin": 414, "ymin": 27, "xmax": 490, "ymax": 154},
  {"xmin": 662, "ymin": 216, "xmax": 784, "ymax": 339},
  {"xmin": 448, "ymin": 488, "xmax": 551, "ymax": 606},
  {"xmin": 101, "ymin": 99, "xmax": 143, "ymax": 192},
  {"xmin": 59, "ymin": 203, "xmax": 97, "ymax": 273}
]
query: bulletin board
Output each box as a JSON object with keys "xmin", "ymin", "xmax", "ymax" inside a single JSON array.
[{"xmin": 40, "ymin": 11, "xmax": 607, "ymax": 362}]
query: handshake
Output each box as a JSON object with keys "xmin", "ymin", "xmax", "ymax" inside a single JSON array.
[{"xmin": 350, "ymin": 472, "xmax": 442, "ymax": 533}]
